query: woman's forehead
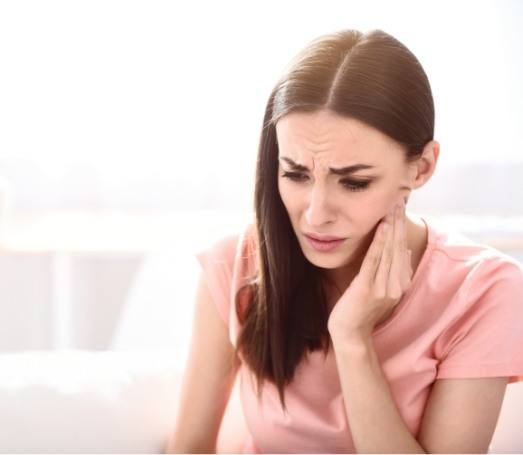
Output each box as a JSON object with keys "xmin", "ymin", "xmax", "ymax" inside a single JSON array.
[
  {"xmin": 276, "ymin": 135, "xmax": 394, "ymax": 172},
  {"xmin": 275, "ymin": 111, "xmax": 399, "ymax": 164}
]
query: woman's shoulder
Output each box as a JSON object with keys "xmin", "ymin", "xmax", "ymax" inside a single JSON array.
[
  {"xmin": 423, "ymin": 215, "xmax": 523, "ymax": 281},
  {"xmin": 193, "ymin": 221, "xmax": 257, "ymax": 330},
  {"xmin": 195, "ymin": 220, "xmax": 258, "ymax": 279}
]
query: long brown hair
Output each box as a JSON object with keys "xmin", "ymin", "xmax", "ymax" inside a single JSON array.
[{"xmin": 233, "ymin": 28, "xmax": 435, "ymax": 413}]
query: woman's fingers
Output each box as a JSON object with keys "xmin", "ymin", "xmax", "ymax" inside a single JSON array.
[
  {"xmin": 387, "ymin": 203, "xmax": 405, "ymax": 298},
  {"xmin": 374, "ymin": 209, "xmax": 395, "ymax": 294},
  {"xmin": 360, "ymin": 200, "xmax": 412, "ymax": 296},
  {"xmin": 403, "ymin": 249, "xmax": 413, "ymax": 284},
  {"xmin": 360, "ymin": 219, "xmax": 389, "ymax": 286}
]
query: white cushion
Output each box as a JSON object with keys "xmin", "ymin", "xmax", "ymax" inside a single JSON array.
[{"xmin": 0, "ymin": 349, "xmax": 181, "ymax": 453}]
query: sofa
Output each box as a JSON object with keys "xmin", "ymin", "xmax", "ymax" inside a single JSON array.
[{"xmin": 0, "ymin": 349, "xmax": 250, "ymax": 453}]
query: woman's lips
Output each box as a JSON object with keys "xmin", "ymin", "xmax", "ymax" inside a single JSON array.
[
  {"xmin": 303, "ymin": 232, "xmax": 345, "ymax": 241},
  {"xmin": 304, "ymin": 234, "xmax": 345, "ymax": 252}
]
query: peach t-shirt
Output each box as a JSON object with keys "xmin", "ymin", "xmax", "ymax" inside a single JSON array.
[{"xmin": 195, "ymin": 216, "xmax": 523, "ymax": 454}]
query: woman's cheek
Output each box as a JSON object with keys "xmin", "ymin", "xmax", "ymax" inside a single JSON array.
[{"xmin": 375, "ymin": 190, "xmax": 402, "ymax": 220}]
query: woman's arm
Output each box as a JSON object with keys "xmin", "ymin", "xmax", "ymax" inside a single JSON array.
[
  {"xmin": 164, "ymin": 271, "xmax": 240, "ymax": 453},
  {"xmin": 331, "ymin": 334, "xmax": 508, "ymax": 454},
  {"xmin": 331, "ymin": 334, "xmax": 427, "ymax": 453}
]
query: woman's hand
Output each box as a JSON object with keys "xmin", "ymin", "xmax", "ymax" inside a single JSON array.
[{"xmin": 327, "ymin": 199, "xmax": 413, "ymax": 341}]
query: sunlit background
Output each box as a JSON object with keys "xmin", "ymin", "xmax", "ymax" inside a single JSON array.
[
  {"xmin": 0, "ymin": 1, "xmax": 523, "ymax": 355},
  {"xmin": 0, "ymin": 0, "xmax": 522, "ymax": 361},
  {"xmin": 0, "ymin": 1, "xmax": 523, "ymax": 359},
  {"xmin": 0, "ymin": 1, "xmax": 522, "ymax": 452}
]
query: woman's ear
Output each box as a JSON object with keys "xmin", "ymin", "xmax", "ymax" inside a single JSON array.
[{"xmin": 408, "ymin": 140, "xmax": 440, "ymax": 191}]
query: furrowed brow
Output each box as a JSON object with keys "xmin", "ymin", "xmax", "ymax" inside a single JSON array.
[{"xmin": 278, "ymin": 156, "xmax": 376, "ymax": 175}]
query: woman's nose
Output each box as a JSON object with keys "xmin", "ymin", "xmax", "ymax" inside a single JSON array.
[{"xmin": 304, "ymin": 186, "xmax": 336, "ymax": 226}]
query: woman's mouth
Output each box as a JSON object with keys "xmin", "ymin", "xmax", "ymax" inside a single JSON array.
[{"xmin": 304, "ymin": 234, "xmax": 346, "ymax": 252}]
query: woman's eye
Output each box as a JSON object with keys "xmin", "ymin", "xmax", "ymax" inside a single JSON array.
[
  {"xmin": 281, "ymin": 171, "xmax": 307, "ymax": 182},
  {"xmin": 341, "ymin": 179, "xmax": 371, "ymax": 192},
  {"xmin": 280, "ymin": 171, "xmax": 371, "ymax": 192}
]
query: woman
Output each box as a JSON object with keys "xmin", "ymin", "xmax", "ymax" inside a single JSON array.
[{"xmin": 167, "ymin": 29, "xmax": 523, "ymax": 453}]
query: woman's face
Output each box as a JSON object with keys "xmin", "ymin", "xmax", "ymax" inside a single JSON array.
[{"xmin": 276, "ymin": 109, "xmax": 414, "ymax": 272}]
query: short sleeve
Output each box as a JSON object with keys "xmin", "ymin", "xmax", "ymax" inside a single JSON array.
[
  {"xmin": 194, "ymin": 234, "xmax": 239, "ymax": 329},
  {"xmin": 435, "ymin": 257, "xmax": 523, "ymax": 384}
]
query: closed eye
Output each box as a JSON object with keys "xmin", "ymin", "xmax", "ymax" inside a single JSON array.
[{"xmin": 280, "ymin": 171, "xmax": 372, "ymax": 192}]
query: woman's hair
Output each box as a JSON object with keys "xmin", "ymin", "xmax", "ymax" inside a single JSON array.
[{"xmin": 233, "ymin": 28, "xmax": 435, "ymax": 413}]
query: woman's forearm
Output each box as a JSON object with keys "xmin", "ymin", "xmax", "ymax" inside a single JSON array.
[
  {"xmin": 331, "ymin": 333, "xmax": 426, "ymax": 454},
  {"xmin": 163, "ymin": 434, "xmax": 216, "ymax": 454}
]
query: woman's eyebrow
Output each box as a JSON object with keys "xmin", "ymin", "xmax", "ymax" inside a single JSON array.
[{"xmin": 278, "ymin": 156, "xmax": 376, "ymax": 175}]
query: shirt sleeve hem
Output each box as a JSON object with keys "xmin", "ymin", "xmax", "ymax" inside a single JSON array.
[{"xmin": 436, "ymin": 362, "xmax": 523, "ymax": 384}]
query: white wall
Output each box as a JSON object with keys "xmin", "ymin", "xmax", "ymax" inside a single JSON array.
[{"xmin": 0, "ymin": 0, "xmax": 521, "ymax": 212}]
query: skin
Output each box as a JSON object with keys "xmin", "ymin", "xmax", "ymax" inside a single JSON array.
[
  {"xmin": 276, "ymin": 109, "xmax": 440, "ymax": 324},
  {"xmin": 327, "ymin": 198, "xmax": 413, "ymax": 337}
]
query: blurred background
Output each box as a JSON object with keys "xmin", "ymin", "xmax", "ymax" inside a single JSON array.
[{"xmin": 0, "ymin": 0, "xmax": 522, "ymax": 369}]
